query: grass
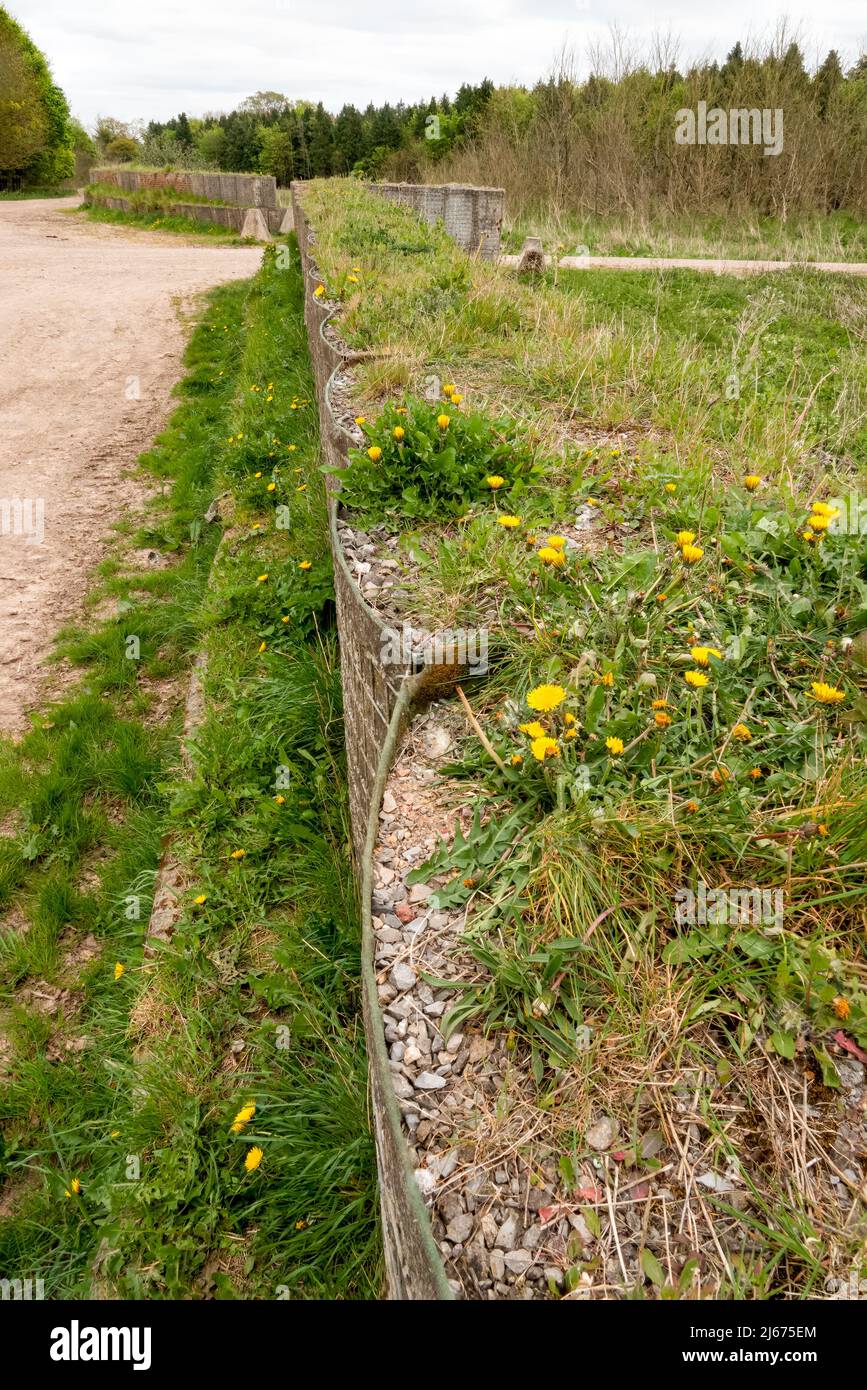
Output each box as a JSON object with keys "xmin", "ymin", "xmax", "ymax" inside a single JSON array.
[
  {"xmin": 0, "ymin": 185, "xmax": 75, "ymax": 201},
  {"xmin": 501, "ymin": 209, "xmax": 867, "ymax": 264},
  {"xmin": 298, "ymin": 177, "xmax": 867, "ymax": 1298},
  {"xmin": 85, "ymin": 181, "xmax": 234, "ymax": 210},
  {"xmin": 81, "ymin": 201, "xmax": 249, "ymax": 243},
  {"xmin": 0, "ymin": 239, "xmax": 380, "ymax": 1298}
]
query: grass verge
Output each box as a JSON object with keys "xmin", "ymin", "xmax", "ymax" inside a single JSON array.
[{"xmin": 0, "ymin": 238, "xmax": 380, "ymax": 1299}]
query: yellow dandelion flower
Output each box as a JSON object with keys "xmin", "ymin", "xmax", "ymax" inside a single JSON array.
[
  {"xmin": 651, "ymin": 699, "xmax": 669, "ymax": 710},
  {"xmin": 543, "ymin": 535, "xmax": 567, "ymax": 550},
  {"xmin": 299, "ymin": 560, "xmax": 312, "ymax": 570},
  {"xmin": 258, "ymin": 641, "xmax": 267, "ymax": 653},
  {"xmin": 564, "ymin": 712, "xmax": 576, "ymax": 725},
  {"xmin": 231, "ymin": 1103, "xmax": 256, "ymax": 1133},
  {"xmin": 807, "ymin": 513, "xmax": 830, "ymax": 532},
  {"xmin": 245, "ymin": 1146, "xmax": 264, "ymax": 1172},
  {"xmin": 367, "ymin": 446, "xmax": 382, "ymax": 461},
  {"xmin": 654, "ymin": 711, "xmax": 671, "ymax": 728},
  {"xmin": 538, "ymin": 546, "xmax": 565, "ymax": 566},
  {"xmin": 600, "ymin": 671, "xmax": 614, "ymax": 687},
  {"xmin": 113, "ymin": 962, "xmax": 125, "ymax": 981},
  {"xmin": 801, "ymin": 529, "xmax": 817, "ymax": 543},
  {"xmin": 451, "ymin": 393, "xmax": 463, "ymax": 405},
  {"xmin": 393, "ymin": 426, "xmax": 405, "ymax": 440},
  {"xmin": 605, "ymin": 736, "xmax": 625, "ymax": 756},
  {"xmin": 685, "ymin": 670, "xmax": 709, "ymax": 689},
  {"xmin": 744, "ymin": 475, "xmax": 762, "ymax": 491},
  {"xmin": 313, "ymin": 285, "xmax": 325, "ymax": 298},
  {"xmin": 194, "ymin": 894, "xmax": 207, "ymax": 905},
  {"xmin": 732, "ymin": 723, "xmax": 752, "ymax": 742},
  {"xmin": 685, "ymin": 799, "xmax": 699, "ymax": 813},
  {"xmin": 681, "ymin": 544, "xmax": 704, "ymax": 563},
  {"xmin": 809, "ymin": 681, "xmax": 845, "ymax": 705},
  {"xmin": 437, "ymin": 414, "xmax": 451, "ymax": 431},
  {"xmin": 497, "ymin": 515, "xmax": 522, "ymax": 528},
  {"xmin": 833, "ymin": 996, "xmax": 851, "ymax": 1020},
  {"xmin": 585, "ymin": 497, "xmax": 600, "ymax": 506},
  {"xmin": 64, "ymin": 1178, "xmax": 81, "ymax": 1199},
  {"xmin": 530, "ymin": 735, "xmax": 560, "ymax": 761},
  {"xmin": 443, "ymin": 383, "xmax": 456, "ymax": 395},
  {"xmin": 485, "ymin": 474, "xmax": 504, "ymax": 488},
  {"xmin": 230, "ymin": 848, "xmax": 246, "ymax": 860},
  {"xmin": 810, "ymin": 501, "xmax": 838, "ymax": 518},
  {"xmin": 519, "ymin": 720, "xmax": 548, "ymax": 738},
  {"xmin": 748, "ymin": 767, "xmax": 763, "ymax": 779},
  {"xmin": 354, "ymin": 416, "xmax": 366, "ymax": 425},
  {"xmin": 510, "ymin": 754, "xmax": 523, "ymax": 766},
  {"xmin": 564, "ymin": 728, "xmax": 577, "ymax": 740},
  {"xmin": 257, "ymin": 573, "xmax": 269, "ymax": 583},
  {"xmin": 711, "ymin": 766, "xmax": 730, "ymax": 784},
  {"xmin": 267, "ymin": 482, "xmax": 276, "ymax": 492},
  {"xmin": 664, "ymin": 483, "xmax": 677, "ymax": 494},
  {"xmin": 690, "ymin": 646, "xmax": 723, "ymax": 667},
  {"xmin": 675, "ymin": 530, "xmax": 696, "ymax": 548},
  {"xmin": 527, "ymin": 684, "xmax": 567, "ymax": 713}
]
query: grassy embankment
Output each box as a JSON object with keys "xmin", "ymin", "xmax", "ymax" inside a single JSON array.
[
  {"xmin": 299, "ymin": 177, "xmax": 867, "ymax": 1297},
  {"xmin": 82, "ymin": 182, "xmax": 248, "ymax": 242},
  {"xmin": 0, "ymin": 240, "xmax": 380, "ymax": 1298}
]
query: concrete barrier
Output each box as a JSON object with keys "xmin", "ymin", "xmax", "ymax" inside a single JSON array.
[{"xmin": 367, "ymin": 181, "xmax": 504, "ymax": 259}]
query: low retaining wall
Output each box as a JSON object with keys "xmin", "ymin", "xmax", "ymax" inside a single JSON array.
[
  {"xmin": 368, "ymin": 182, "xmax": 504, "ymax": 259},
  {"xmin": 293, "ymin": 184, "xmax": 454, "ymax": 1301},
  {"xmin": 91, "ymin": 166, "xmax": 278, "ymax": 208}
]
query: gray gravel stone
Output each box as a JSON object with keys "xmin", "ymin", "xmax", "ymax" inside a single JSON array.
[
  {"xmin": 414, "ymin": 1071, "xmax": 447, "ymax": 1090},
  {"xmin": 390, "ymin": 962, "xmax": 418, "ymax": 992}
]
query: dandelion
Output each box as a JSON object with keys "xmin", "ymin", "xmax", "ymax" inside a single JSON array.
[
  {"xmin": 258, "ymin": 641, "xmax": 267, "ymax": 653},
  {"xmin": 801, "ymin": 529, "xmax": 818, "ymax": 543},
  {"xmin": 711, "ymin": 766, "xmax": 730, "ymax": 784},
  {"xmin": 451, "ymin": 393, "xmax": 463, "ymax": 405},
  {"xmin": 732, "ymin": 723, "xmax": 752, "ymax": 742},
  {"xmin": 267, "ymin": 482, "xmax": 276, "ymax": 492},
  {"xmin": 675, "ymin": 530, "xmax": 696, "ymax": 548},
  {"xmin": 295, "ymin": 1219, "xmax": 307, "ymax": 1230},
  {"xmin": 113, "ymin": 962, "xmax": 125, "ymax": 981},
  {"xmin": 833, "ymin": 996, "xmax": 851, "ymax": 1020},
  {"xmin": 809, "ymin": 681, "xmax": 845, "ymax": 705},
  {"xmin": 510, "ymin": 754, "xmax": 523, "ymax": 766},
  {"xmin": 313, "ymin": 285, "xmax": 325, "ymax": 298},
  {"xmin": 564, "ymin": 728, "xmax": 577, "ymax": 740},
  {"xmin": 354, "ymin": 416, "xmax": 366, "ymax": 425},
  {"xmin": 64, "ymin": 1178, "xmax": 81, "ymax": 1199},
  {"xmin": 651, "ymin": 699, "xmax": 669, "ymax": 710},
  {"xmin": 690, "ymin": 646, "xmax": 723, "ymax": 667},
  {"xmin": 530, "ymin": 736, "xmax": 560, "ymax": 761},
  {"xmin": 274, "ymin": 794, "xmax": 285, "ymax": 804},
  {"xmin": 231, "ymin": 1103, "xmax": 256, "ymax": 1133},
  {"xmin": 527, "ymin": 684, "xmax": 567, "ymax": 713},
  {"xmin": 656, "ymin": 593, "xmax": 667, "ymax": 603},
  {"xmin": 485, "ymin": 474, "xmax": 504, "ymax": 489},
  {"xmin": 299, "ymin": 560, "xmax": 312, "ymax": 571},
  {"xmin": 600, "ymin": 671, "xmax": 614, "ymax": 687},
  {"xmin": 245, "ymin": 1146, "xmax": 264, "ymax": 1172},
  {"xmin": 585, "ymin": 497, "xmax": 600, "ymax": 506},
  {"xmin": 685, "ymin": 670, "xmax": 709, "ymax": 689},
  {"xmin": 744, "ymin": 475, "xmax": 762, "ymax": 491},
  {"xmin": 254, "ymin": 471, "xmax": 262, "ymax": 479},
  {"xmin": 347, "ymin": 274, "xmax": 359, "ymax": 284},
  {"xmin": 194, "ymin": 894, "xmax": 207, "ymax": 905},
  {"xmin": 681, "ymin": 544, "xmax": 704, "ymax": 563},
  {"xmin": 685, "ymin": 799, "xmax": 699, "ymax": 813},
  {"xmin": 257, "ymin": 574, "xmax": 269, "ymax": 583},
  {"xmin": 807, "ymin": 513, "xmax": 830, "ymax": 532},
  {"xmin": 605, "ymin": 736, "xmax": 624, "ymax": 756},
  {"xmin": 748, "ymin": 767, "xmax": 763, "ymax": 779},
  {"xmin": 810, "ymin": 501, "xmax": 838, "ymax": 518},
  {"xmin": 393, "ymin": 426, "xmax": 405, "ymax": 441},
  {"xmin": 281, "ymin": 615, "xmax": 290, "ymax": 623},
  {"xmin": 367, "ymin": 446, "xmax": 382, "ymax": 461},
  {"xmin": 664, "ymin": 483, "xmax": 677, "ymax": 494},
  {"xmin": 538, "ymin": 546, "xmax": 565, "ymax": 566},
  {"xmin": 519, "ymin": 720, "xmax": 548, "ymax": 738},
  {"xmin": 443, "ymin": 383, "xmax": 456, "ymax": 395},
  {"xmin": 564, "ymin": 712, "xmax": 576, "ymax": 725},
  {"xmin": 654, "ymin": 711, "xmax": 672, "ymax": 728},
  {"xmin": 497, "ymin": 515, "xmax": 522, "ymax": 528},
  {"xmin": 543, "ymin": 536, "xmax": 567, "ymax": 550},
  {"xmin": 230, "ymin": 849, "xmax": 246, "ymax": 860},
  {"xmin": 437, "ymin": 414, "xmax": 451, "ymax": 431}
]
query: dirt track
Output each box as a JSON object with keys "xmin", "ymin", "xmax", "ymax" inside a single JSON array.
[{"xmin": 0, "ymin": 197, "xmax": 261, "ymax": 736}]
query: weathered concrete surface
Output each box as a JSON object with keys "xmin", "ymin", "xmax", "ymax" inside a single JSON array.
[
  {"xmin": 501, "ymin": 251, "xmax": 867, "ymax": 276},
  {"xmin": 369, "ymin": 182, "xmax": 504, "ymax": 259}
]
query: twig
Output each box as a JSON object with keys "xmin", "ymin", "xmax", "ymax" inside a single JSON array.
[{"xmin": 454, "ymin": 684, "xmax": 507, "ymax": 772}]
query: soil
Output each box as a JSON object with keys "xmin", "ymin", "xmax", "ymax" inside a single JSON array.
[{"xmin": 0, "ymin": 196, "xmax": 261, "ymax": 736}]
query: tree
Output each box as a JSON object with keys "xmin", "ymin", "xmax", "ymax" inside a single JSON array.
[
  {"xmin": 0, "ymin": 30, "xmax": 47, "ymax": 172},
  {"xmin": 258, "ymin": 123, "xmax": 294, "ymax": 184},
  {"xmin": 0, "ymin": 6, "xmax": 73, "ymax": 182},
  {"xmin": 105, "ymin": 135, "xmax": 139, "ymax": 162}
]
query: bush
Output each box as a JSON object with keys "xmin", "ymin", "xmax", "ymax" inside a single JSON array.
[{"xmin": 339, "ymin": 395, "xmax": 541, "ymax": 522}]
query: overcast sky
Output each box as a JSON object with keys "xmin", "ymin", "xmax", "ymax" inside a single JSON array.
[{"xmin": 12, "ymin": 0, "xmax": 867, "ymax": 128}]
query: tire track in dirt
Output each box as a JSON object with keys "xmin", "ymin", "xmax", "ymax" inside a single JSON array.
[{"xmin": 0, "ymin": 196, "xmax": 261, "ymax": 735}]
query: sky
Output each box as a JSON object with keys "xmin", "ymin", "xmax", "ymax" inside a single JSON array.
[{"xmin": 11, "ymin": 0, "xmax": 867, "ymax": 128}]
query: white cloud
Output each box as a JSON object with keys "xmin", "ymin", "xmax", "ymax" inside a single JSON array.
[{"xmin": 12, "ymin": 0, "xmax": 866, "ymax": 126}]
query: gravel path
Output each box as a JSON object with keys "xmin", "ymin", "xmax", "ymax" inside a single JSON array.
[
  {"xmin": 0, "ymin": 196, "xmax": 261, "ymax": 735},
  {"xmin": 500, "ymin": 252, "xmax": 867, "ymax": 275}
]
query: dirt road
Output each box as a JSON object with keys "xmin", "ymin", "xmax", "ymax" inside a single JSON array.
[{"xmin": 0, "ymin": 197, "xmax": 261, "ymax": 736}]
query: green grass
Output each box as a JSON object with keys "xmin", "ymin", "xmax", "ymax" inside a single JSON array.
[
  {"xmin": 0, "ymin": 185, "xmax": 74, "ymax": 200},
  {"xmin": 0, "ymin": 239, "xmax": 380, "ymax": 1299},
  {"xmin": 81, "ymin": 202, "xmax": 248, "ymax": 242},
  {"xmin": 297, "ymin": 178, "xmax": 867, "ymax": 1297}
]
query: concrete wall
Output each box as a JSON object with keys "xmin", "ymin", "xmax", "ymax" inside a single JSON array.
[
  {"xmin": 90, "ymin": 167, "xmax": 278, "ymax": 209},
  {"xmin": 367, "ymin": 181, "xmax": 504, "ymax": 259},
  {"xmin": 87, "ymin": 192, "xmax": 285, "ymax": 235}
]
